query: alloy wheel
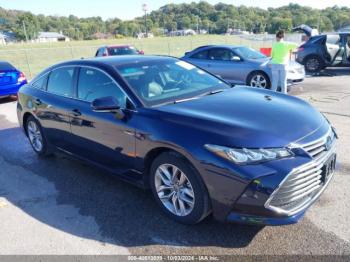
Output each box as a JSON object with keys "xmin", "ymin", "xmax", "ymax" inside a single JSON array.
[
  {"xmin": 250, "ymin": 74, "xmax": 268, "ymax": 88},
  {"xmin": 27, "ymin": 120, "xmax": 43, "ymax": 152},
  {"xmin": 155, "ymin": 164, "xmax": 195, "ymax": 217}
]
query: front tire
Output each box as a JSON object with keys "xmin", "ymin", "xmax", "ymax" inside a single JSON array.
[
  {"xmin": 247, "ymin": 72, "xmax": 270, "ymax": 89},
  {"xmin": 26, "ymin": 116, "xmax": 51, "ymax": 156},
  {"xmin": 150, "ymin": 152, "xmax": 211, "ymax": 224}
]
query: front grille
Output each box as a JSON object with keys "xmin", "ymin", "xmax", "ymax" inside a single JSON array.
[
  {"xmin": 302, "ymin": 129, "xmax": 336, "ymax": 161},
  {"xmin": 265, "ymin": 129, "xmax": 336, "ymax": 215}
]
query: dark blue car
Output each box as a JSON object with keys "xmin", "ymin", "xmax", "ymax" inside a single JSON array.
[
  {"xmin": 0, "ymin": 61, "xmax": 27, "ymax": 99},
  {"xmin": 17, "ymin": 56, "xmax": 337, "ymax": 225}
]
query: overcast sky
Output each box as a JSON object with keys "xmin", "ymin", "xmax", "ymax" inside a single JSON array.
[{"xmin": 0, "ymin": 0, "xmax": 349, "ymax": 20}]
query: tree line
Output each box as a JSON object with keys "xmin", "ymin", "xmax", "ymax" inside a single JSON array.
[{"xmin": 0, "ymin": 2, "xmax": 350, "ymax": 41}]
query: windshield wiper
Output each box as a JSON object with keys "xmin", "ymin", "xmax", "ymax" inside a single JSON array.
[
  {"xmin": 173, "ymin": 97, "xmax": 199, "ymax": 104},
  {"xmin": 165, "ymin": 89, "xmax": 226, "ymax": 105}
]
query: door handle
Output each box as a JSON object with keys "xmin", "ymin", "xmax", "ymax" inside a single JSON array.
[
  {"xmin": 70, "ymin": 109, "xmax": 82, "ymax": 117},
  {"xmin": 34, "ymin": 99, "xmax": 42, "ymax": 106}
]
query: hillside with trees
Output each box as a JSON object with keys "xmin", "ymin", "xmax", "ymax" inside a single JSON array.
[{"xmin": 0, "ymin": 2, "xmax": 350, "ymax": 40}]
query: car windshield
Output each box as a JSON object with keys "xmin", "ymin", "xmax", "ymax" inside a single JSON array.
[
  {"xmin": 109, "ymin": 46, "xmax": 139, "ymax": 56},
  {"xmin": 116, "ymin": 59, "xmax": 230, "ymax": 107},
  {"xmin": 233, "ymin": 47, "xmax": 266, "ymax": 60}
]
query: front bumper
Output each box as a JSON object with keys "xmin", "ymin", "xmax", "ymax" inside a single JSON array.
[
  {"xmin": 227, "ymin": 209, "xmax": 306, "ymax": 226},
  {"xmin": 198, "ymin": 124, "xmax": 336, "ymax": 225}
]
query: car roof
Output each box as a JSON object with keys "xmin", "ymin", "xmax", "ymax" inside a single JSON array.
[
  {"xmin": 54, "ymin": 55, "xmax": 177, "ymax": 68},
  {"xmin": 100, "ymin": 45, "xmax": 134, "ymax": 49},
  {"xmin": 193, "ymin": 45, "xmax": 243, "ymax": 50}
]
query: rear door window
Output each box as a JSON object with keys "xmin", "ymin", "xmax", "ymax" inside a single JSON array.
[
  {"xmin": 191, "ymin": 50, "xmax": 209, "ymax": 59},
  {"xmin": 47, "ymin": 67, "xmax": 75, "ymax": 97}
]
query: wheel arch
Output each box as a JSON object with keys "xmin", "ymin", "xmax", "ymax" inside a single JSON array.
[
  {"xmin": 142, "ymin": 146, "xmax": 200, "ymax": 189},
  {"xmin": 22, "ymin": 112, "xmax": 35, "ymax": 136}
]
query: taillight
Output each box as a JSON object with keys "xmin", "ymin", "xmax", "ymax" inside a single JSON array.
[
  {"xmin": 18, "ymin": 72, "xmax": 26, "ymax": 83},
  {"xmin": 298, "ymin": 47, "xmax": 304, "ymax": 52}
]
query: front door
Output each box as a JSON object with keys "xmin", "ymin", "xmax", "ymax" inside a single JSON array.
[{"xmin": 68, "ymin": 66, "xmax": 136, "ymax": 173}]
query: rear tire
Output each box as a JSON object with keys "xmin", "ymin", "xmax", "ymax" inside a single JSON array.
[
  {"xmin": 25, "ymin": 116, "xmax": 52, "ymax": 157},
  {"xmin": 304, "ymin": 56, "xmax": 324, "ymax": 73},
  {"xmin": 150, "ymin": 152, "xmax": 211, "ymax": 224}
]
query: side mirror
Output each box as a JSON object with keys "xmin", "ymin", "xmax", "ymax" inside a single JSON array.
[
  {"xmin": 92, "ymin": 96, "xmax": 121, "ymax": 112},
  {"xmin": 232, "ymin": 56, "xmax": 241, "ymax": 62}
]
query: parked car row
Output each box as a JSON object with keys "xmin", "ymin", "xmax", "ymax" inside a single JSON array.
[
  {"xmin": 94, "ymin": 44, "xmax": 306, "ymax": 90},
  {"xmin": 182, "ymin": 45, "xmax": 305, "ymax": 88},
  {"xmin": 16, "ymin": 51, "xmax": 337, "ymax": 225}
]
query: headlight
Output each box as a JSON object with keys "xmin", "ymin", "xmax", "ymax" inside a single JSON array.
[{"xmin": 204, "ymin": 144, "xmax": 293, "ymax": 164}]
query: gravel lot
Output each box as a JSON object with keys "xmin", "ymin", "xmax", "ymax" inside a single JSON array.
[{"xmin": 0, "ymin": 69, "xmax": 349, "ymax": 256}]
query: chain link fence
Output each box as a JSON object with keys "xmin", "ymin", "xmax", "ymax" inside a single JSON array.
[{"xmin": 0, "ymin": 34, "xmax": 301, "ymax": 80}]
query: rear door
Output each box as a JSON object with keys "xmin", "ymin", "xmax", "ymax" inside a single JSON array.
[
  {"xmin": 68, "ymin": 66, "xmax": 136, "ymax": 172},
  {"xmin": 32, "ymin": 66, "xmax": 78, "ymax": 149},
  {"xmin": 326, "ymin": 34, "xmax": 344, "ymax": 65}
]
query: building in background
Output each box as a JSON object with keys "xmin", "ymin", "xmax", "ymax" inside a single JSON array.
[
  {"xmin": 37, "ymin": 32, "xmax": 70, "ymax": 43},
  {"xmin": 168, "ymin": 29, "xmax": 197, "ymax": 37},
  {"xmin": 0, "ymin": 31, "xmax": 17, "ymax": 45}
]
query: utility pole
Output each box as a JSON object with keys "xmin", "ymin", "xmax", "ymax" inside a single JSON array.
[
  {"xmin": 197, "ymin": 16, "xmax": 200, "ymax": 34},
  {"xmin": 22, "ymin": 21, "xmax": 29, "ymax": 42},
  {"xmin": 227, "ymin": 17, "xmax": 230, "ymax": 33},
  {"xmin": 142, "ymin": 3, "xmax": 148, "ymax": 38}
]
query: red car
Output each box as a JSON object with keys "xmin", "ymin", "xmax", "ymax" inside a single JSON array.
[{"xmin": 95, "ymin": 45, "xmax": 144, "ymax": 57}]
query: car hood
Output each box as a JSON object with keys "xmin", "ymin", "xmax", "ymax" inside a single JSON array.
[{"xmin": 155, "ymin": 88, "xmax": 326, "ymax": 148}]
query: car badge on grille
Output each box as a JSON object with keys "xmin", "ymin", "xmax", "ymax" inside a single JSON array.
[{"xmin": 325, "ymin": 136, "xmax": 333, "ymax": 151}]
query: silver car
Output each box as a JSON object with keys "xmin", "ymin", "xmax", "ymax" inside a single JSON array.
[{"xmin": 182, "ymin": 45, "xmax": 305, "ymax": 89}]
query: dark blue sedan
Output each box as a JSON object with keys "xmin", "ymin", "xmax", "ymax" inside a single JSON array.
[
  {"xmin": 0, "ymin": 61, "xmax": 27, "ymax": 99},
  {"xmin": 17, "ymin": 56, "xmax": 337, "ymax": 225}
]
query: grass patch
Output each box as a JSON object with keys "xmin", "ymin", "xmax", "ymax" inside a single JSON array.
[{"xmin": 0, "ymin": 35, "xmax": 272, "ymax": 78}]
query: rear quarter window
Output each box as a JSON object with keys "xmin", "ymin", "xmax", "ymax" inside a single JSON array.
[{"xmin": 31, "ymin": 75, "xmax": 48, "ymax": 91}]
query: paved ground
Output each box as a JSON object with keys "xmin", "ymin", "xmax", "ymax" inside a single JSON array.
[{"xmin": 0, "ymin": 69, "xmax": 350, "ymax": 255}]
